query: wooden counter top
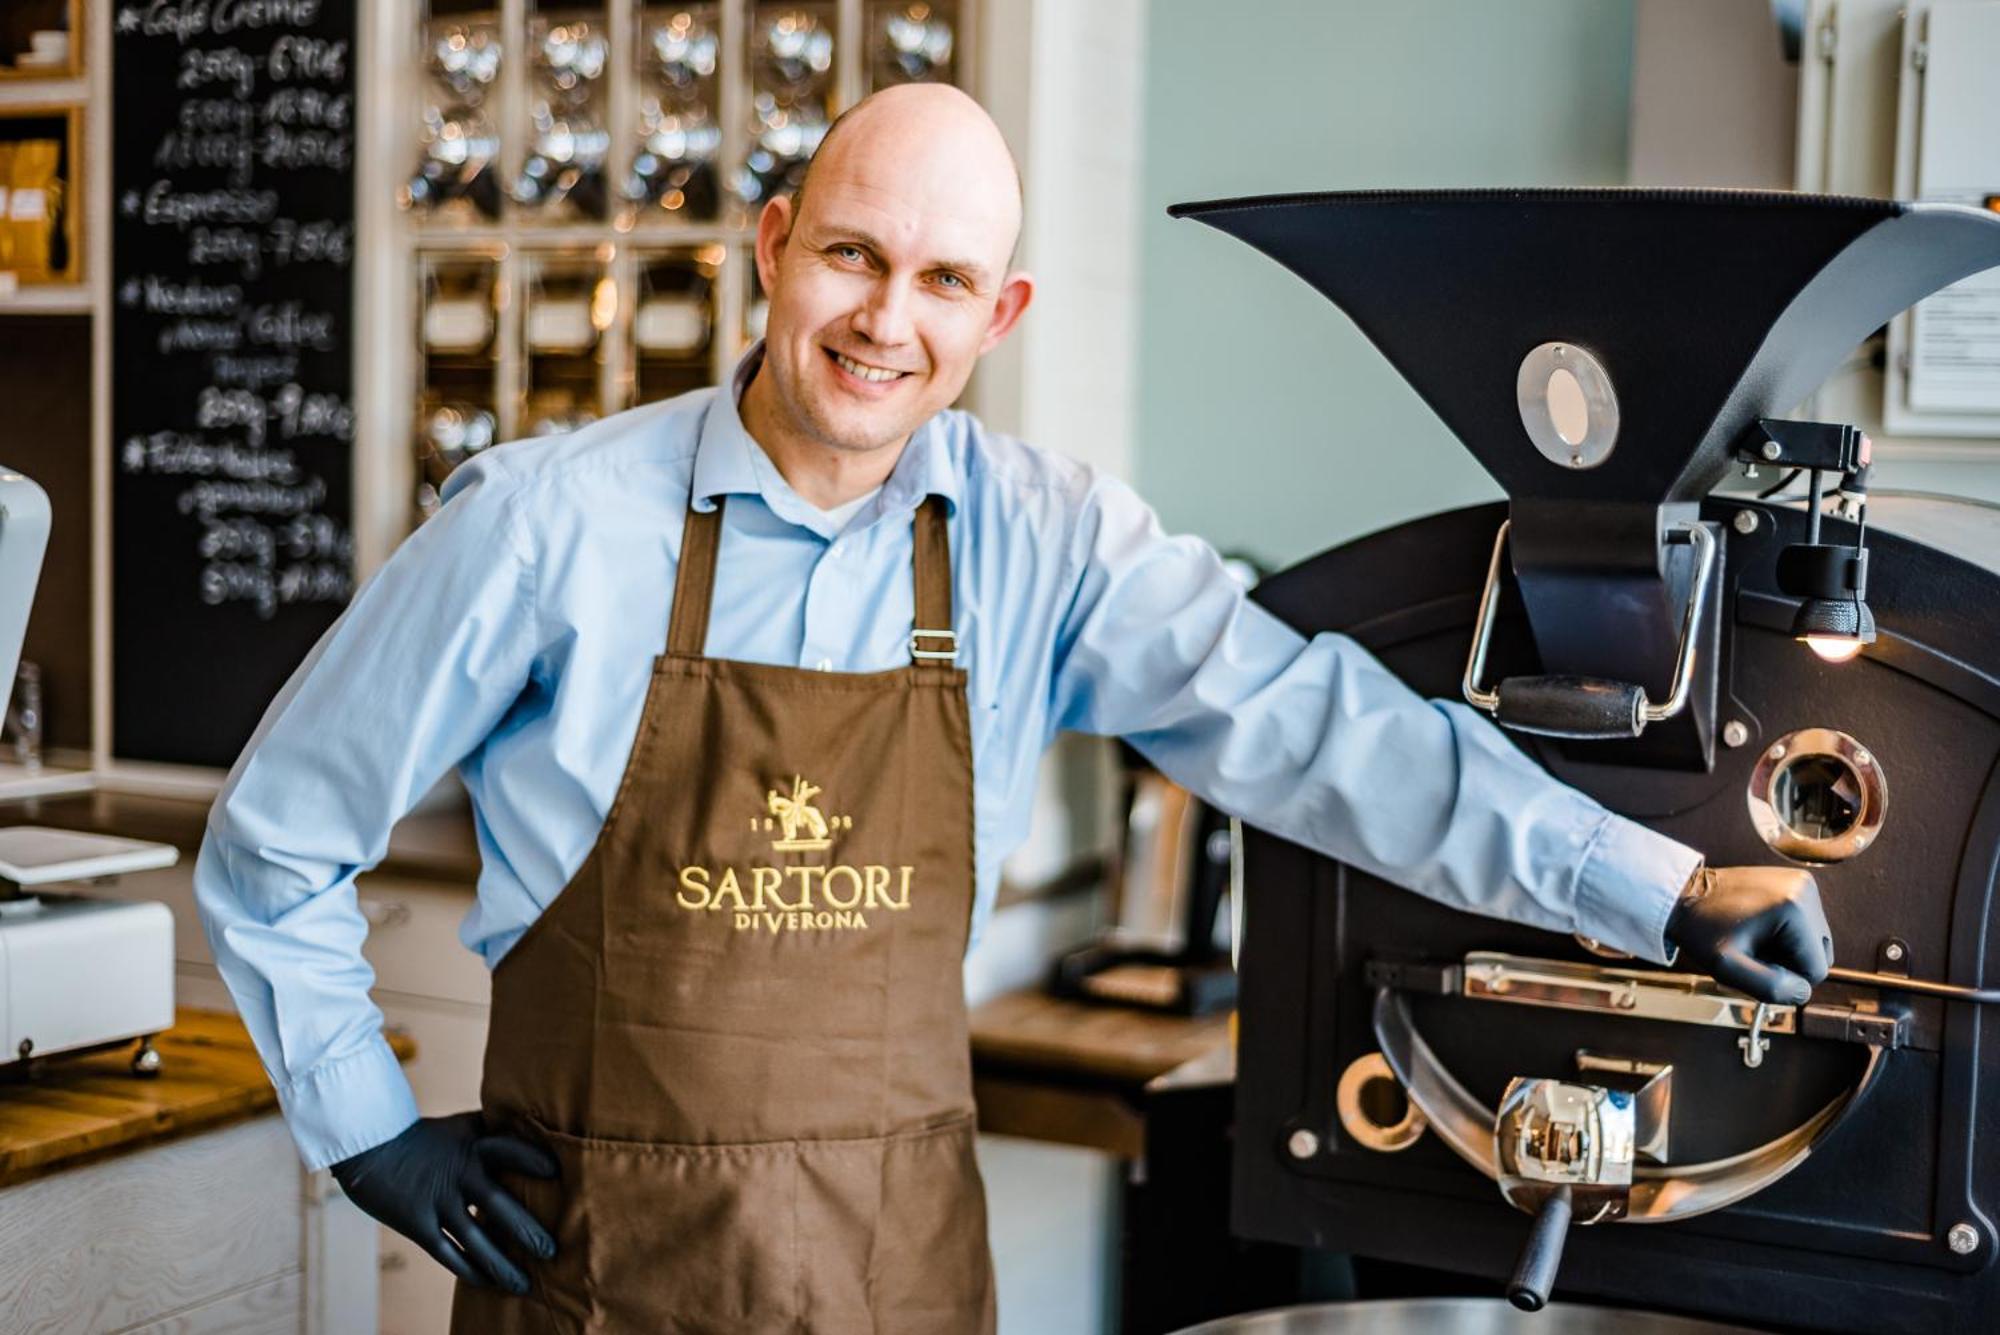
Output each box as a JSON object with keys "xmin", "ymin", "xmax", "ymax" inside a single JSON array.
[
  {"xmin": 0, "ymin": 1008, "xmax": 415, "ymax": 1189},
  {"xmin": 970, "ymin": 987, "xmax": 1231, "ymax": 1085},
  {"xmin": 968, "ymin": 987, "xmax": 1231, "ymax": 1157},
  {"xmin": 0, "ymin": 789, "xmax": 482, "ymax": 884}
]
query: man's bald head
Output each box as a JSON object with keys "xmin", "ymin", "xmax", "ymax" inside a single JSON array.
[
  {"xmin": 741, "ymin": 81, "xmax": 1035, "ymax": 473},
  {"xmin": 791, "ymin": 83, "xmax": 1023, "ymax": 268}
]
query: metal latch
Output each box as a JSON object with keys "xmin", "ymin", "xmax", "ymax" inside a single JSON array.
[
  {"xmin": 1424, "ymin": 952, "xmax": 1913, "ymax": 1055},
  {"xmin": 1460, "ymin": 952, "xmax": 1793, "ymax": 1035}
]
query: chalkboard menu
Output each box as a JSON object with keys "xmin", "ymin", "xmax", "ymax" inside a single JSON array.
[{"xmin": 112, "ymin": 0, "xmax": 357, "ymax": 768}]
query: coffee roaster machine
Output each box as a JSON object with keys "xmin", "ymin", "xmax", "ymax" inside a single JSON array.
[{"xmin": 1169, "ymin": 191, "xmax": 2000, "ymax": 1333}]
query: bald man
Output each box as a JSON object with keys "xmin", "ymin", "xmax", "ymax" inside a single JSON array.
[{"xmin": 196, "ymin": 84, "xmax": 1829, "ymax": 1331}]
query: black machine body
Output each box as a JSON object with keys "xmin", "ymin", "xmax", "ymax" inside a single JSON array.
[
  {"xmin": 1168, "ymin": 190, "xmax": 2000, "ymax": 1332},
  {"xmin": 1239, "ymin": 495, "xmax": 2000, "ymax": 1332}
]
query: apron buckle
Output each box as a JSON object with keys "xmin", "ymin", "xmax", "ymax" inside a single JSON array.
[{"xmin": 911, "ymin": 629, "xmax": 959, "ymax": 663}]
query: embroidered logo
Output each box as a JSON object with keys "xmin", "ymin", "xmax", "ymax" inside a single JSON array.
[
  {"xmin": 674, "ymin": 775, "xmax": 909, "ymax": 934},
  {"xmin": 759, "ymin": 776, "xmax": 853, "ymax": 852}
]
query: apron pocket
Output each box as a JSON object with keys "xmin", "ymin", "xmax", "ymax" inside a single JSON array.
[
  {"xmin": 527, "ymin": 1121, "xmax": 803, "ymax": 1333},
  {"xmin": 795, "ymin": 1115, "xmax": 995, "ymax": 1334}
]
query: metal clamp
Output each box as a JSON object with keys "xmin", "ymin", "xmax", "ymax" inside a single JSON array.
[
  {"xmin": 910, "ymin": 628, "xmax": 958, "ymax": 663},
  {"xmin": 1461, "ymin": 520, "xmax": 1718, "ymax": 739}
]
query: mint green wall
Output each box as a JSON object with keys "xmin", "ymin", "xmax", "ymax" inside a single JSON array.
[{"xmin": 1136, "ymin": 0, "xmax": 1638, "ymax": 569}]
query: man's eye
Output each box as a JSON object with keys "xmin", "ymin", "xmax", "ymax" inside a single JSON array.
[
  {"xmin": 933, "ymin": 272, "xmax": 965, "ymax": 290},
  {"xmin": 834, "ymin": 245, "xmax": 865, "ymax": 263}
]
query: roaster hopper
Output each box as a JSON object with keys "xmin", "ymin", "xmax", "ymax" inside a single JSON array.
[{"xmin": 1169, "ymin": 190, "xmax": 2000, "ymax": 1333}]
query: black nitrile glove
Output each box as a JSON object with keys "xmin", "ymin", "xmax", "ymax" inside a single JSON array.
[
  {"xmin": 1666, "ymin": 865, "xmax": 1833, "ymax": 1006},
  {"xmin": 330, "ymin": 1112, "xmax": 558, "ymax": 1295}
]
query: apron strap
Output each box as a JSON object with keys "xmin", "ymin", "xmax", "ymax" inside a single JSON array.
[
  {"xmin": 665, "ymin": 494, "xmax": 956, "ymax": 665},
  {"xmin": 910, "ymin": 496, "xmax": 958, "ymax": 667},
  {"xmin": 665, "ymin": 499, "xmax": 724, "ymax": 658}
]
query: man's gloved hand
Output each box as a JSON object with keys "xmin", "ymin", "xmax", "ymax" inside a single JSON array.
[
  {"xmin": 330, "ymin": 1112, "xmax": 558, "ymax": 1295},
  {"xmin": 1666, "ymin": 865, "xmax": 1833, "ymax": 1006}
]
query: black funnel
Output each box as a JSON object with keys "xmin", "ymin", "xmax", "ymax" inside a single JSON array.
[{"xmin": 1170, "ymin": 189, "xmax": 2000, "ymax": 760}]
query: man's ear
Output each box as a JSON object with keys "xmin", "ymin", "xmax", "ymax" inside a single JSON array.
[
  {"xmin": 978, "ymin": 271, "xmax": 1035, "ymax": 354},
  {"xmin": 754, "ymin": 194, "xmax": 797, "ymax": 300}
]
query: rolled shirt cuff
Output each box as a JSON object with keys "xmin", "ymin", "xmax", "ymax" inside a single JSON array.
[
  {"xmin": 1572, "ymin": 812, "xmax": 1701, "ymax": 965},
  {"xmin": 274, "ymin": 1034, "xmax": 422, "ymax": 1171}
]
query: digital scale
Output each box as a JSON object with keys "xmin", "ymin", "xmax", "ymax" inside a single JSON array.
[{"xmin": 0, "ymin": 826, "xmax": 179, "ymax": 1075}]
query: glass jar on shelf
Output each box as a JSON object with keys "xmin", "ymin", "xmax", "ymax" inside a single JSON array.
[
  {"xmin": 626, "ymin": 4, "xmax": 723, "ymax": 224},
  {"xmin": 733, "ymin": 3, "xmax": 835, "ymax": 216},
  {"xmin": 866, "ymin": 1, "xmax": 956, "ymax": 91},
  {"xmin": 405, "ymin": 1, "xmax": 505, "ymax": 221},
  {"xmin": 516, "ymin": 3, "xmax": 612, "ymax": 220},
  {"xmin": 415, "ymin": 252, "xmax": 503, "ymax": 517},
  {"xmin": 415, "ymin": 399, "xmax": 500, "ymax": 517},
  {"xmin": 632, "ymin": 246, "xmax": 722, "ymax": 405},
  {"xmin": 520, "ymin": 249, "xmax": 615, "ymax": 432}
]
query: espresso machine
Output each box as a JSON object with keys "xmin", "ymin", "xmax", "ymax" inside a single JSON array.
[{"xmin": 1169, "ymin": 190, "xmax": 2000, "ymax": 1332}]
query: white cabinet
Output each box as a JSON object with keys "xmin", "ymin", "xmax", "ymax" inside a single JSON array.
[
  {"xmin": 0, "ymin": 1115, "xmax": 376, "ymax": 1335},
  {"xmin": 93, "ymin": 859, "xmax": 494, "ymax": 1335},
  {"xmin": 360, "ymin": 877, "xmax": 494, "ymax": 1334},
  {"xmin": 374, "ymin": 991, "xmax": 493, "ymax": 1335},
  {"xmin": 354, "ymin": 875, "xmax": 494, "ymax": 1009}
]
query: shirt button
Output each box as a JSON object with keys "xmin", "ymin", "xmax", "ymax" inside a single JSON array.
[{"xmin": 815, "ymin": 658, "xmax": 833, "ymax": 672}]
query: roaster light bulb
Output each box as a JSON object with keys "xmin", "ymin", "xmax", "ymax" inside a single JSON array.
[{"xmin": 1803, "ymin": 634, "xmax": 1866, "ymax": 663}]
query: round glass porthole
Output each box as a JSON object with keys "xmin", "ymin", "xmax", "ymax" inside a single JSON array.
[{"xmin": 1747, "ymin": 728, "xmax": 1887, "ymax": 864}]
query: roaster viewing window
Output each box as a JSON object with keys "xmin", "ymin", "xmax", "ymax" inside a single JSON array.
[{"xmin": 1748, "ymin": 727, "xmax": 1887, "ymax": 865}]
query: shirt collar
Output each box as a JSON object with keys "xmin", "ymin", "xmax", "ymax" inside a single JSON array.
[{"xmin": 692, "ymin": 342, "xmax": 960, "ymax": 530}]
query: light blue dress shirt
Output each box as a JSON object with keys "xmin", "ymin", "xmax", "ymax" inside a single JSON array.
[{"xmin": 195, "ymin": 347, "xmax": 1700, "ymax": 1170}]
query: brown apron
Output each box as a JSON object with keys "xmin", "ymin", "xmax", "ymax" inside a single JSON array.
[{"xmin": 451, "ymin": 495, "xmax": 997, "ymax": 1334}]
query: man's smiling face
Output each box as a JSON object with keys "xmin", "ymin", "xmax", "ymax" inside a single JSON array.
[{"xmin": 751, "ymin": 84, "xmax": 1030, "ymax": 458}]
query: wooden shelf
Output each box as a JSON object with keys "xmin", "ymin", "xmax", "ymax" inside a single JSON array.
[
  {"xmin": 0, "ymin": 282, "xmax": 90, "ymax": 314},
  {"xmin": 0, "ymin": 77, "xmax": 81, "ymax": 107}
]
